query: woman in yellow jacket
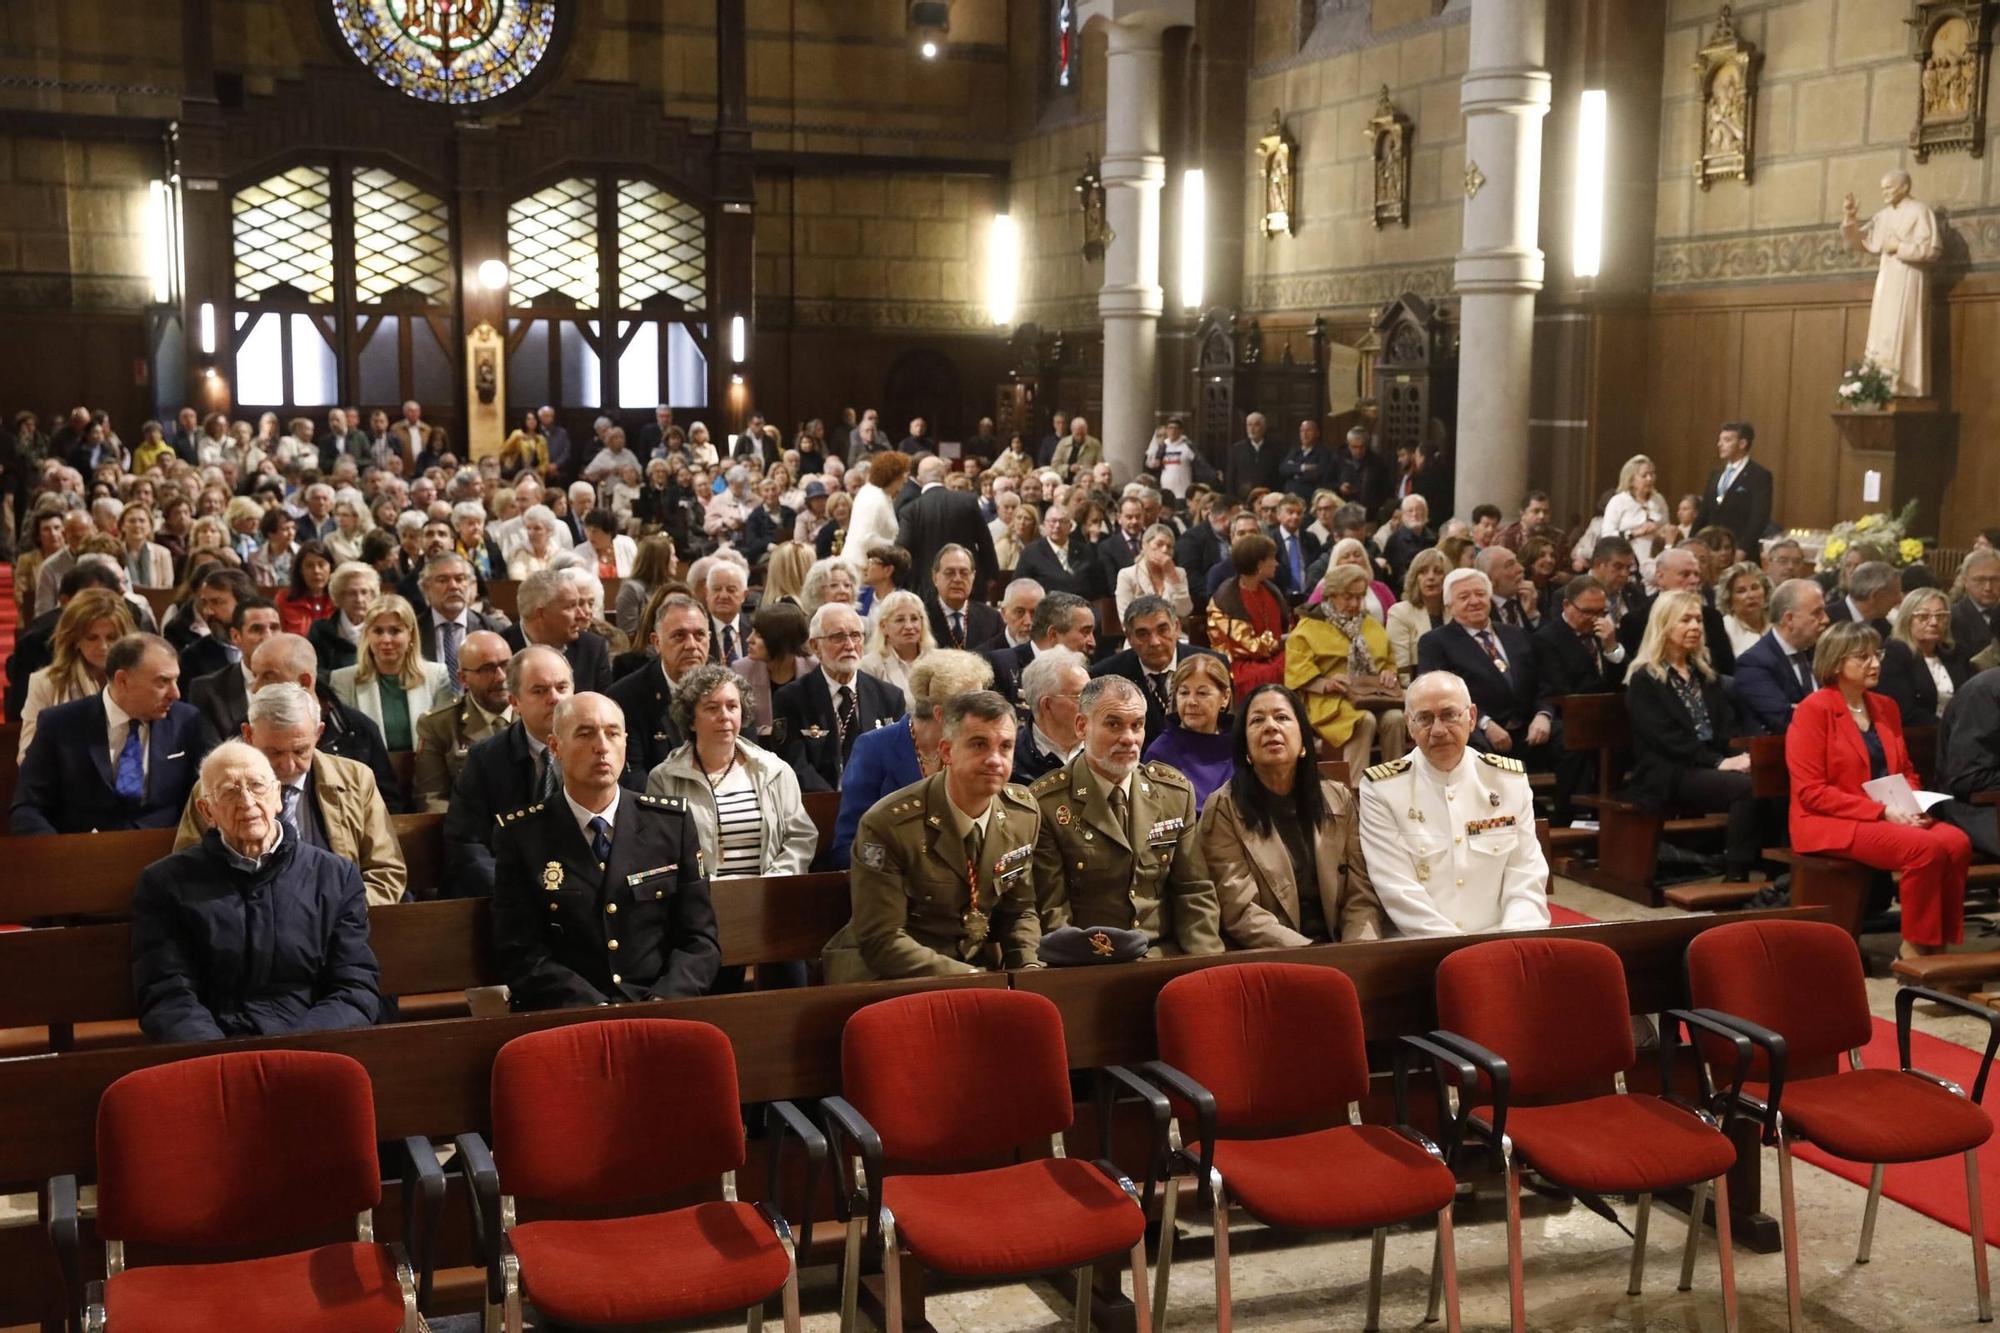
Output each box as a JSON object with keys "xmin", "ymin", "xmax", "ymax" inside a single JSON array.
[{"xmin": 1285, "ymin": 563, "xmax": 1407, "ymax": 775}]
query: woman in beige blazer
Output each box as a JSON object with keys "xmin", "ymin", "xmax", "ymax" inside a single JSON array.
[{"xmin": 1196, "ymin": 683, "xmax": 1384, "ymax": 949}]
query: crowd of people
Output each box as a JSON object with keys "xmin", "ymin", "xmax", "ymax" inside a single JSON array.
[{"xmin": 7, "ymin": 394, "xmax": 2000, "ymax": 1042}]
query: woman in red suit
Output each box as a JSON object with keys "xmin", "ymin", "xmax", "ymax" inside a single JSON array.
[{"xmin": 1787, "ymin": 620, "xmax": 1973, "ymax": 955}]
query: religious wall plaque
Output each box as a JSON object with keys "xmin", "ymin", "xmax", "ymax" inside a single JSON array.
[
  {"xmin": 1256, "ymin": 111, "xmax": 1297, "ymax": 237},
  {"xmin": 1909, "ymin": 1, "xmax": 1994, "ymax": 160},
  {"xmin": 1693, "ymin": 5, "xmax": 1759, "ymax": 189},
  {"xmin": 1367, "ymin": 86, "xmax": 1413, "ymax": 228}
]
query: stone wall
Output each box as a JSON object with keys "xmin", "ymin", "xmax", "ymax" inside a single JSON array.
[{"xmin": 0, "ymin": 137, "xmax": 156, "ymax": 311}]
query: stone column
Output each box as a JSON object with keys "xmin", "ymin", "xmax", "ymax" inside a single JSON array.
[
  {"xmin": 1082, "ymin": 0, "xmax": 1193, "ymax": 483},
  {"xmin": 1453, "ymin": 0, "xmax": 1550, "ymax": 518}
]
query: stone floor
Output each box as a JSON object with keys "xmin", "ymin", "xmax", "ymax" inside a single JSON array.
[{"xmin": 469, "ymin": 875, "xmax": 1991, "ymax": 1333}]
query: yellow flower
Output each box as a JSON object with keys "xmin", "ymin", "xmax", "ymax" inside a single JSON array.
[
  {"xmin": 1824, "ymin": 538, "xmax": 1848, "ymax": 561},
  {"xmin": 1855, "ymin": 514, "xmax": 1879, "ymax": 530},
  {"xmin": 1900, "ymin": 537, "xmax": 1924, "ymax": 564}
]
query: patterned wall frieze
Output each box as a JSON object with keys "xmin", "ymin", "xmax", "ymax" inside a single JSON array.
[
  {"xmin": 1243, "ymin": 261, "xmax": 1455, "ymax": 314},
  {"xmin": 1015, "ymin": 293, "xmax": 1103, "ymax": 330},
  {"xmin": 756, "ymin": 296, "xmax": 1002, "ymax": 335},
  {"xmin": 1653, "ymin": 208, "xmax": 2000, "ymax": 288}
]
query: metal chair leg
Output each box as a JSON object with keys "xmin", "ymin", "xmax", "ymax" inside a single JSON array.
[
  {"xmin": 1211, "ymin": 1171, "xmax": 1233, "ymax": 1333},
  {"xmin": 1364, "ymin": 1227, "xmax": 1387, "ymax": 1332},
  {"xmin": 1073, "ymin": 1263, "xmax": 1095, "ymax": 1333},
  {"xmin": 838, "ymin": 1214, "xmax": 863, "ymax": 1333},
  {"xmin": 1426, "ymin": 1227, "xmax": 1444, "ymax": 1324},
  {"xmin": 1128, "ymin": 1232, "xmax": 1155, "ymax": 1333},
  {"xmin": 1627, "ymin": 1193, "xmax": 1652, "ymax": 1296},
  {"xmin": 881, "ymin": 1210, "xmax": 903, "ymax": 1333},
  {"xmin": 1678, "ymin": 1178, "xmax": 1709, "ymax": 1293},
  {"xmin": 747, "ymin": 1303, "xmax": 764, "ymax": 1332},
  {"xmin": 1967, "ymin": 1148, "xmax": 1993, "ymax": 1323},
  {"xmin": 1776, "ymin": 1121, "xmax": 1804, "ymax": 1333},
  {"xmin": 781, "ymin": 1260, "xmax": 803, "ymax": 1333},
  {"xmin": 1504, "ymin": 1147, "xmax": 1526, "ymax": 1333},
  {"xmin": 1857, "ymin": 1162, "xmax": 1885, "ymax": 1263},
  {"xmin": 1436, "ymin": 1201, "xmax": 1463, "ymax": 1333},
  {"xmin": 1153, "ymin": 1174, "xmax": 1180, "ymax": 1333},
  {"xmin": 1712, "ymin": 1172, "xmax": 1740, "ymax": 1333}
]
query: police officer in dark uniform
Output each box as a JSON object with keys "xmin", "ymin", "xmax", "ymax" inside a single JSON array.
[{"xmin": 491, "ymin": 691, "xmax": 719, "ymax": 1009}]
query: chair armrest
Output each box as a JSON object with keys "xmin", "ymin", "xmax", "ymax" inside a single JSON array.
[
  {"xmin": 43, "ymin": 1173, "xmax": 80, "ymax": 1313},
  {"xmin": 762, "ymin": 1100, "xmax": 827, "ymax": 1261},
  {"xmin": 1422, "ymin": 1030, "xmax": 1511, "ymax": 1172},
  {"xmin": 1897, "ymin": 986, "xmax": 2000, "ymax": 1104},
  {"xmin": 1661, "ymin": 1009, "xmax": 1755, "ymax": 1141},
  {"xmin": 452, "ymin": 1132, "xmax": 503, "ymax": 1306},
  {"xmin": 1094, "ymin": 1065, "xmax": 1170, "ymax": 1216},
  {"xmin": 819, "ymin": 1096, "xmax": 884, "ymax": 1239},
  {"xmin": 399, "ymin": 1137, "xmax": 446, "ymax": 1311},
  {"xmin": 1133, "ymin": 1060, "xmax": 1219, "ymax": 1209},
  {"xmin": 1396, "ymin": 1033, "xmax": 1479, "ymax": 1168},
  {"xmin": 1683, "ymin": 1007, "xmax": 1788, "ymax": 1140}
]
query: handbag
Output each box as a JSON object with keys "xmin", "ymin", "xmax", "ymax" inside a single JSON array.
[{"xmin": 1343, "ymin": 675, "xmax": 1405, "ymax": 709}]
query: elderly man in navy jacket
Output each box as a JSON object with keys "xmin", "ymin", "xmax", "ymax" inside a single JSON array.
[
  {"xmin": 1733, "ymin": 578, "xmax": 1830, "ymax": 734},
  {"xmin": 10, "ymin": 633, "xmax": 202, "ymax": 835},
  {"xmin": 130, "ymin": 740, "xmax": 380, "ymax": 1043}
]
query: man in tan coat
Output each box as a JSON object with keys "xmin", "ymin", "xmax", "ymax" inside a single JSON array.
[
  {"xmin": 1031, "ymin": 676, "xmax": 1221, "ymax": 955},
  {"xmin": 823, "ymin": 691, "xmax": 1041, "ymax": 982},
  {"xmin": 175, "ymin": 682, "xmax": 406, "ymax": 906},
  {"xmin": 412, "ymin": 629, "xmax": 514, "ymax": 812}
]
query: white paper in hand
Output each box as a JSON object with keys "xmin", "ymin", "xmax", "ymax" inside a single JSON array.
[{"xmin": 1862, "ymin": 773, "xmax": 1918, "ymax": 815}]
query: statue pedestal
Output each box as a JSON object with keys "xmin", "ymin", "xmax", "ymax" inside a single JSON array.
[{"xmin": 1830, "ymin": 398, "xmax": 1956, "ymax": 536}]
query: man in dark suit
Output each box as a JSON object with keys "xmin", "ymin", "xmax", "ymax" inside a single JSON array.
[
  {"xmin": 636, "ymin": 405, "xmax": 675, "ymax": 458},
  {"xmin": 986, "ymin": 592, "xmax": 1097, "ymax": 710},
  {"xmin": 1617, "ymin": 547, "xmax": 1737, "ymax": 676},
  {"xmin": 1088, "ymin": 596, "xmax": 1221, "ymax": 746},
  {"xmin": 442, "ymin": 645, "xmax": 574, "ymax": 898},
  {"xmin": 925, "ymin": 545, "xmax": 1003, "ymax": 650},
  {"xmin": 186, "ymin": 597, "xmax": 283, "ymax": 748},
  {"xmin": 1734, "ymin": 578, "xmax": 1831, "ymax": 734},
  {"xmin": 1012, "ymin": 646, "xmax": 1089, "ymax": 784},
  {"xmin": 702, "ymin": 561, "xmax": 753, "ymax": 666},
  {"xmin": 1277, "ymin": 418, "xmax": 1336, "ymax": 499},
  {"xmin": 249, "ymin": 632, "xmax": 406, "ymax": 814},
  {"xmin": 177, "ymin": 568, "xmax": 258, "ymax": 684},
  {"xmin": 1224, "ymin": 413, "xmax": 1283, "ymax": 501},
  {"xmin": 1694, "ymin": 421, "xmax": 1774, "ymax": 555},
  {"xmin": 739, "ymin": 476, "xmax": 794, "ymax": 568},
  {"xmin": 413, "ymin": 553, "xmax": 507, "ymax": 685},
  {"xmin": 898, "ymin": 455, "xmax": 998, "ymax": 599},
  {"xmin": 1015, "ymin": 507, "xmax": 1095, "ymax": 599},
  {"xmin": 1530, "ymin": 575, "xmax": 1628, "ymax": 823},
  {"xmin": 1332, "ymin": 427, "xmax": 1389, "ymax": 516},
  {"xmin": 1381, "ymin": 494, "xmax": 1437, "ymax": 591},
  {"xmin": 608, "ymin": 594, "xmax": 711, "ymax": 782},
  {"xmin": 505, "ymin": 568, "xmax": 612, "ymax": 695},
  {"xmin": 1825, "ymin": 560, "xmax": 1902, "ymax": 638},
  {"xmin": 772, "ymin": 603, "xmax": 906, "ymax": 790},
  {"xmin": 1096, "ymin": 494, "xmax": 1150, "ymax": 590},
  {"xmin": 1037, "ymin": 410, "xmax": 1068, "ymax": 469},
  {"xmin": 169, "ymin": 406, "xmax": 202, "ymax": 465},
  {"xmin": 1933, "ymin": 666, "xmax": 2000, "ymax": 859},
  {"xmin": 11, "ymin": 634, "xmax": 203, "ymax": 834},
  {"xmin": 490, "ymin": 691, "xmax": 719, "ymax": 1009},
  {"xmin": 1415, "ymin": 569, "xmax": 1558, "ymax": 769},
  {"xmin": 1954, "ymin": 550, "xmax": 2000, "ymax": 658},
  {"xmin": 1267, "ymin": 494, "xmax": 1321, "ymax": 597},
  {"xmin": 973, "ymin": 578, "xmax": 1045, "ymax": 655}
]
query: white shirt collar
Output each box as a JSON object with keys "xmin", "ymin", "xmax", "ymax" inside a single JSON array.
[
  {"xmin": 103, "ymin": 689, "xmax": 136, "ymax": 738},
  {"xmin": 1769, "ymin": 625, "xmax": 1810, "ymax": 656},
  {"xmin": 1847, "ymin": 597, "xmax": 1867, "ymax": 624},
  {"xmin": 822, "ymin": 665, "xmax": 859, "ymax": 706},
  {"xmin": 563, "ymin": 784, "xmax": 620, "ymax": 843},
  {"xmin": 1413, "ymin": 745, "xmax": 1468, "ymax": 787},
  {"xmin": 431, "ymin": 607, "xmax": 469, "ymax": 630},
  {"xmin": 1034, "ymin": 725, "xmax": 1083, "ymax": 764}
]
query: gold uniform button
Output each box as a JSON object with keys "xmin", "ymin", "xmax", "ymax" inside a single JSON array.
[
  {"xmin": 1454, "ymin": 836, "xmax": 1462, "ymax": 844},
  {"xmin": 1456, "ymin": 878, "xmax": 1465, "ymax": 887},
  {"xmin": 1075, "ymin": 861, "xmax": 1085, "ymax": 870},
  {"xmin": 608, "ymin": 938, "xmax": 620, "ymax": 951},
  {"xmin": 546, "ymin": 903, "xmax": 558, "ymax": 913},
  {"xmin": 606, "ymin": 903, "xmax": 618, "ymax": 914},
  {"xmin": 611, "ymin": 973, "xmax": 622, "ymax": 984}
]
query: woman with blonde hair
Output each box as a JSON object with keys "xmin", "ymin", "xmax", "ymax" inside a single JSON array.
[
  {"xmin": 330, "ymin": 593, "xmax": 450, "ymax": 752},
  {"xmin": 1717, "ymin": 560, "xmax": 1772, "ymax": 659},
  {"xmin": 859, "ymin": 588, "xmax": 934, "ymax": 710},
  {"xmin": 615, "ymin": 533, "xmax": 678, "ymax": 638},
  {"xmin": 840, "ymin": 450, "xmax": 909, "ymax": 575},
  {"xmin": 1116, "ymin": 522, "xmax": 1193, "ymax": 619},
  {"xmin": 1287, "ymin": 563, "xmax": 1405, "ymax": 775},
  {"xmin": 18, "ymin": 588, "xmax": 133, "ymax": 756},
  {"xmin": 994, "ymin": 502, "xmax": 1039, "ymax": 573},
  {"xmin": 762, "ymin": 540, "xmax": 813, "ymax": 608},
  {"xmin": 324, "ymin": 490, "xmax": 372, "ymax": 565},
  {"xmin": 1385, "ymin": 547, "xmax": 1449, "ymax": 684},
  {"xmin": 1602, "ymin": 452, "xmax": 1671, "ymax": 570},
  {"xmin": 117, "ymin": 503, "xmax": 175, "ymax": 589},
  {"xmin": 223, "ymin": 495, "xmax": 263, "ymax": 562},
  {"xmin": 1879, "ymin": 585, "xmax": 1971, "ymax": 729},
  {"xmin": 1624, "ymin": 589, "xmax": 1760, "ymax": 880}
]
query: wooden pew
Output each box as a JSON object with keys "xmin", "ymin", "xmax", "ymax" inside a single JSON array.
[
  {"xmin": 0, "ymin": 721, "xmax": 18, "ymax": 814},
  {"xmin": 1559, "ymin": 692, "xmax": 1728, "ymax": 907},
  {"xmin": 138, "ymin": 587, "xmax": 176, "ymax": 625},
  {"xmin": 803, "ymin": 789, "xmax": 841, "ymax": 868},
  {"xmin": 392, "ymin": 812, "xmax": 446, "ymax": 898}
]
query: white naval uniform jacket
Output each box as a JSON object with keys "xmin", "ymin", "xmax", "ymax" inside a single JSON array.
[{"xmin": 1357, "ymin": 748, "xmax": 1552, "ymax": 938}]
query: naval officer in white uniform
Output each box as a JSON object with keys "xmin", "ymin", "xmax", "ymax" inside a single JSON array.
[{"xmin": 1358, "ymin": 670, "xmax": 1552, "ymax": 937}]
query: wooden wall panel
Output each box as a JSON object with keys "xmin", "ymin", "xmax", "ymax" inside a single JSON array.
[
  {"xmin": 1738, "ymin": 308, "xmax": 1795, "ymax": 504},
  {"xmin": 1782, "ymin": 306, "xmax": 1850, "ymax": 530},
  {"xmin": 1945, "ymin": 299, "xmax": 2000, "ymax": 542}
]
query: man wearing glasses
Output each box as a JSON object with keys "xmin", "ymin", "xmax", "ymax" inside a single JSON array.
[
  {"xmin": 1357, "ymin": 671, "xmax": 1552, "ymax": 938},
  {"xmin": 412, "ymin": 630, "xmax": 515, "ymax": 813},
  {"xmin": 772, "ymin": 602, "xmax": 907, "ymax": 791}
]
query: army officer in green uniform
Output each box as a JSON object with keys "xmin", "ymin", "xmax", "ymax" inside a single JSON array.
[
  {"xmin": 823, "ymin": 690, "xmax": 1042, "ymax": 982},
  {"xmin": 1031, "ymin": 675, "xmax": 1222, "ymax": 955}
]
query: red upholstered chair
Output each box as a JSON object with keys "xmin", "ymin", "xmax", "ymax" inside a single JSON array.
[
  {"xmin": 455, "ymin": 1018, "xmax": 822, "ymax": 1333},
  {"xmin": 1687, "ymin": 918, "xmax": 2000, "ymax": 1329},
  {"xmin": 1139, "ymin": 962, "xmax": 1466, "ymax": 1333},
  {"xmin": 822, "ymin": 988, "xmax": 1153, "ymax": 1333},
  {"xmin": 1431, "ymin": 937, "xmax": 1748, "ymax": 1333},
  {"xmin": 48, "ymin": 1049, "xmax": 429, "ymax": 1333}
]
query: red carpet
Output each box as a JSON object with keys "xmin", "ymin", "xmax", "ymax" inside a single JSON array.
[
  {"xmin": 0, "ymin": 564, "xmax": 14, "ymax": 720},
  {"xmin": 1549, "ymin": 903, "xmax": 1596, "ymax": 927}
]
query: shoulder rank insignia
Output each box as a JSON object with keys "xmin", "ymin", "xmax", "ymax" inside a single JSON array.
[
  {"xmin": 638, "ymin": 793, "xmax": 687, "ymax": 811},
  {"xmin": 1029, "ymin": 769, "xmax": 1068, "ymax": 795},
  {"xmin": 496, "ymin": 800, "xmax": 546, "ymax": 826},
  {"xmin": 1478, "ymin": 752, "xmax": 1526, "ymax": 775},
  {"xmin": 1363, "ymin": 758, "xmax": 1412, "ymax": 782}
]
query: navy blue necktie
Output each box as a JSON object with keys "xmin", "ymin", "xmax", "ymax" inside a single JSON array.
[
  {"xmin": 588, "ymin": 815, "xmax": 611, "ymax": 866},
  {"xmin": 114, "ymin": 726, "xmax": 144, "ymax": 801}
]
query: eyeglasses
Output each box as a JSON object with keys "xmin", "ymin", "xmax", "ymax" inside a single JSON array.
[
  {"xmin": 209, "ymin": 777, "xmax": 276, "ymax": 804},
  {"xmin": 818, "ymin": 630, "xmax": 866, "ymax": 645},
  {"xmin": 1409, "ymin": 708, "xmax": 1473, "ymax": 730}
]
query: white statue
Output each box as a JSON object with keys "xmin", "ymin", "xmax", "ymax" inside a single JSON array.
[{"xmin": 1840, "ymin": 170, "xmax": 1942, "ymax": 398}]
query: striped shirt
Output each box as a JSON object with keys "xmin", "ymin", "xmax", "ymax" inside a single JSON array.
[{"xmin": 710, "ymin": 764, "xmax": 763, "ymax": 878}]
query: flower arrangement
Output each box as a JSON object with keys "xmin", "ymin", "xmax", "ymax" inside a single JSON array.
[
  {"xmin": 1817, "ymin": 500, "xmax": 1925, "ymax": 571},
  {"xmin": 1836, "ymin": 359, "xmax": 1895, "ymax": 410}
]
